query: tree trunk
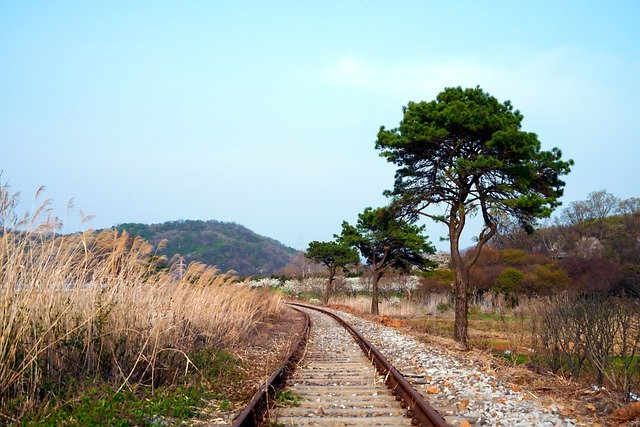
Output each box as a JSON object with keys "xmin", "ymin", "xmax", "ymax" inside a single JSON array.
[
  {"xmin": 323, "ymin": 268, "xmax": 335, "ymax": 305},
  {"xmin": 453, "ymin": 268, "xmax": 470, "ymax": 349},
  {"xmin": 450, "ymin": 220, "xmax": 470, "ymax": 349},
  {"xmin": 371, "ymin": 271, "xmax": 382, "ymax": 315}
]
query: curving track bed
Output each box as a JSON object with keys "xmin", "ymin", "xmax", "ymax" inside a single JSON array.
[
  {"xmin": 264, "ymin": 304, "xmax": 446, "ymax": 427},
  {"xmin": 234, "ymin": 303, "xmax": 580, "ymax": 427}
]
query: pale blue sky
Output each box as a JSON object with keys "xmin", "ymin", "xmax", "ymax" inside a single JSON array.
[{"xmin": 2, "ymin": 1, "xmax": 639, "ymax": 251}]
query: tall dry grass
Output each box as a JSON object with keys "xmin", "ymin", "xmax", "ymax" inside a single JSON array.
[
  {"xmin": 0, "ymin": 184, "xmax": 281, "ymax": 420},
  {"xmin": 330, "ymin": 293, "xmax": 451, "ymax": 317}
]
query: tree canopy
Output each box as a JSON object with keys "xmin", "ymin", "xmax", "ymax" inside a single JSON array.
[
  {"xmin": 305, "ymin": 240, "xmax": 359, "ymax": 304},
  {"xmin": 376, "ymin": 86, "xmax": 573, "ymax": 346},
  {"xmin": 377, "ymin": 86, "xmax": 572, "ymax": 234},
  {"xmin": 339, "ymin": 206, "xmax": 435, "ymax": 314}
]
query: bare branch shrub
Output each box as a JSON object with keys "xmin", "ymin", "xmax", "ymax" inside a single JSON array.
[{"xmin": 529, "ymin": 295, "xmax": 640, "ymax": 397}]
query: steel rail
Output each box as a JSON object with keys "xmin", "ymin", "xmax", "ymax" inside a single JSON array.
[
  {"xmin": 232, "ymin": 306, "xmax": 310, "ymax": 427},
  {"xmin": 288, "ymin": 302, "xmax": 447, "ymax": 427}
]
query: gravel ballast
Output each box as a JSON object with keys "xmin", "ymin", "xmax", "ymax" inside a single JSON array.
[{"xmin": 323, "ymin": 307, "xmax": 580, "ymax": 426}]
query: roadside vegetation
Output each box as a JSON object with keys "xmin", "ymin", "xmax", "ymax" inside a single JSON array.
[
  {"xmin": 271, "ymin": 85, "xmax": 636, "ymax": 408},
  {"xmin": 0, "ymin": 184, "xmax": 282, "ymax": 424},
  {"xmin": 265, "ymin": 275, "xmax": 639, "ymax": 403},
  {"xmin": 268, "ymin": 189, "xmax": 640, "ymax": 403}
]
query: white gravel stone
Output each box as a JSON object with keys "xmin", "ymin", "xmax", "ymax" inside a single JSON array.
[{"xmin": 323, "ymin": 307, "xmax": 579, "ymax": 426}]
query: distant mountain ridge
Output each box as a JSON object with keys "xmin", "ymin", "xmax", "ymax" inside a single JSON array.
[{"xmin": 115, "ymin": 220, "xmax": 298, "ymax": 276}]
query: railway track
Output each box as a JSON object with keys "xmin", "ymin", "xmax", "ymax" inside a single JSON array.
[{"xmin": 233, "ymin": 303, "xmax": 446, "ymax": 427}]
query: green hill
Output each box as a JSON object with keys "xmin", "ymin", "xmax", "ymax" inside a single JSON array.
[{"xmin": 115, "ymin": 220, "xmax": 298, "ymax": 276}]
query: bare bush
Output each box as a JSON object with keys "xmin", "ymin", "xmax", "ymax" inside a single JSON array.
[{"xmin": 529, "ymin": 295, "xmax": 640, "ymax": 397}]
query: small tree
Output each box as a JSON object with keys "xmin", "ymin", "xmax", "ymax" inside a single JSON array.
[
  {"xmin": 339, "ymin": 206, "xmax": 435, "ymax": 314},
  {"xmin": 492, "ymin": 267, "xmax": 524, "ymax": 307},
  {"xmin": 560, "ymin": 190, "xmax": 620, "ymax": 241},
  {"xmin": 376, "ymin": 86, "xmax": 572, "ymax": 347},
  {"xmin": 305, "ymin": 241, "xmax": 359, "ymax": 304},
  {"xmin": 585, "ymin": 190, "xmax": 620, "ymax": 223}
]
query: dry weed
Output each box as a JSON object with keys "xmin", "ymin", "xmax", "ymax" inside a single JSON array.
[
  {"xmin": 611, "ymin": 402, "xmax": 640, "ymax": 423},
  {"xmin": 0, "ymin": 183, "xmax": 281, "ymax": 419}
]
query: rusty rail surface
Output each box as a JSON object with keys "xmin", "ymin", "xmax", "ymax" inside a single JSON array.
[
  {"xmin": 288, "ymin": 302, "xmax": 447, "ymax": 427},
  {"xmin": 232, "ymin": 306, "xmax": 310, "ymax": 427}
]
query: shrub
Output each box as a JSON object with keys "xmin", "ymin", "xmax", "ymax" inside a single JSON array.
[
  {"xmin": 501, "ymin": 249, "xmax": 529, "ymax": 266},
  {"xmin": 559, "ymin": 257, "xmax": 620, "ymax": 293},
  {"xmin": 520, "ymin": 264, "xmax": 572, "ymax": 295},
  {"xmin": 492, "ymin": 268, "xmax": 524, "ymax": 306},
  {"xmin": 417, "ymin": 269, "xmax": 455, "ymax": 295},
  {"xmin": 436, "ymin": 301, "xmax": 451, "ymax": 313},
  {"xmin": 492, "ymin": 268, "xmax": 524, "ymax": 293},
  {"xmin": 529, "ymin": 295, "xmax": 640, "ymax": 397}
]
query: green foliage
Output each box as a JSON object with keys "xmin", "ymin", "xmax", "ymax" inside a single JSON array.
[
  {"xmin": 339, "ymin": 206, "xmax": 435, "ymax": 314},
  {"xmin": 27, "ymin": 385, "xmax": 206, "ymax": 426},
  {"xmin": 305, "ymin": 241, "xmax": 359, "ymax": 273},
  {"xmin": 339, "ymin": 206, "xmax": 436, "ymax": 274},
  {"xmin": 492, "ymin": 268, "xmax": 524, "ymax": 306},
  {"xmin": 272, "ymin": 287, "xmax": 293, "ymax": 297},
  {"xmin": 436, "ymin": 302, "xmax": 451, "ymax": 313},
  {"xmin": 375, "ymin": 86, "xmax": 572, "ymax": 345},
  {"xmin": 305, "ymin": 240, "xmax": 360, "ymax": 303},
  {"xmin": 467, "ymin": 304, "xmax": 484, "ymax": 317},
  {"xmin": 500, "ymin": 249, "xmax": 529, "ymax": 266},
  {"xmin": 421, "ymin": 269, "xmax": 455, "ymax": 282},
  {"xmin": 522, "ymin": 264, "xmax": 572, "ymax": 294},
  {"xmin": 468, "ymin": 246, "xmax": 575, "ymax": 295},
  {"xmin": 492, "ymin": 267, "xmax": 524, "ymax": 295},
  {"xmin": 116, "ymin": 220, "xmax": 297, "ymax": 276},
  {"xmin": 418, "ymin": 268, "xmax": 455, "ymax": 294},
  {"xmin": 27, "ymin": 350, "xmax": 243, "ymax": 426},
  {"xmin": 275, "ymin": 389, "xmax": 301, "ymax": 407},
  {"xmin": 188, "ymin": 349, "xmax": 241, "ymax": 384},
  {"xmin": 500, "ymin": 352, "xmax": 529, "ymax": 365},
  {"xmin": 376, "ymin": 86, "xmax": 573, "ymax": 233},
  {"xmin": 295, "ymin": 291, "xmax": 323, "ymax": 302}
]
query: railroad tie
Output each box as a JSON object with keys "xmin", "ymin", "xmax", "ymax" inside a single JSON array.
[{"xmin": 269, "ymin": 308, "xmax": 414, "ymax": 426}]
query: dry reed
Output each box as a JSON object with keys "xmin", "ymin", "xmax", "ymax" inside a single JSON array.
[
  {"xmin": 0, "ymin": 184, "xmax": 281, "ymax": 420},
  {"xmin": 330, "ymin": 294, "xmax": 450, "ymax": 317}
]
